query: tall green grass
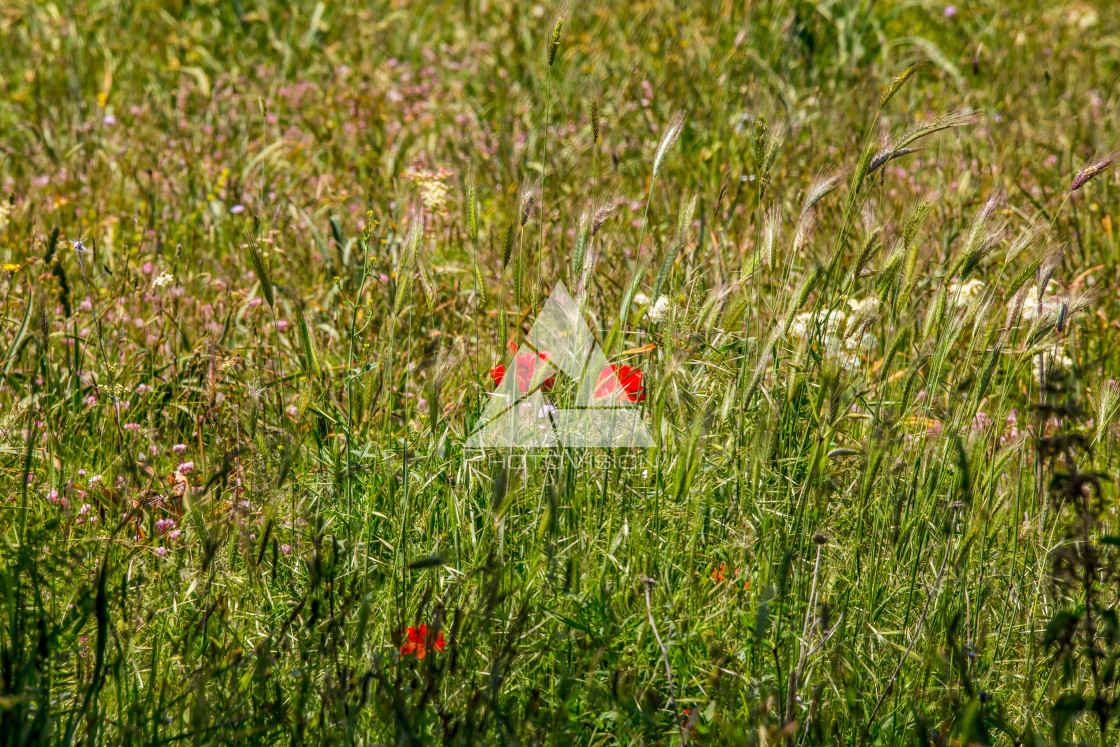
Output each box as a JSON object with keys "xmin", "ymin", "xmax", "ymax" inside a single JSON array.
[{"xmin": 1, "ymin": 0, "xmax": 1119, "ymax": 744}]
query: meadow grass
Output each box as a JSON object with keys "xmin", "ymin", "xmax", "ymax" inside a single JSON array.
[{"xmin": 1, "ymin": 0, "xmax": 1120, "ymax": 744}]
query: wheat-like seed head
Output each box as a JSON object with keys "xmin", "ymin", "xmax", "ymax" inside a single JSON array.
[
  {"xmin": 876, "ymin": 240, "xmax": 906, "ymax": 295},
  {"xmin": 675, "ymin": 194, "xmax": 698, "ymax": 245},
  {"xmin": 1037, "ymin": 248, "xmax": 1065, "ymax": 302},
  {"xmin": 799, "ymin": 170, "xmax": 843, "ymax": 224},
  {"xmin": 653, "ymin": 111, "xmax": 686, "ymax": 177},
  {"xmin": 471, "ymin": 247, "xmax": 487, "ymax": 309},
  {"xmin": 902, "ymin": 193, "xmax": 938, "ymax": 249},
  {"xmin": 294, "ymin": 298, "xmax": 320, "ymax": 377},
  {"xmin": 879, "ymin": 59, "xmax": 926, "ymax": 109},
  {"xmin": 547, "ymin": 4, "xmax": 568, "ymax": 67},
  {"xmin": 854, "ymin": 225, "xmax": 884, "ymax": 278},
  {"xmin": 466, "ymin": 179, "xmax": 478, "ymax": 241},
  {"xmin": 501, "ymin": 222, "xmax": 515, "ymax": 268},
  {"xmin": 571, "ymin": 211, "xmax": 589, "ymax": 283},
  {"xmin": 752, "ymin": 113, "xmax": 767, "ymax": 173},
  {"xmin": 894, "ymin": 109, "xmax": 978, "ymax": 151},
  {"xmin": 244, "ymin": 232, "xmax": 274, "ymax": 307},
  {"xmin": 393, "ymin": 213, "xmax": 424, "ymax": 316},
  {"xmin": 1071, "ymin": 150, "xmax": 1117, "ymax": 192},
  {"xmin": 589, "ymin": 93, "xmax": 601, "ymax": 144},
  {"xmin": 1004, "ymin": 219, "xmax": 1044, "ymax": 267},
  {"xmin": 957, "ymin": 192, "xmax": 1007, "ymax": 278},
  {"xmin": 761, "ymin": 203, "xmax": 780, "ymax": 267},
  {"xmin": 519, "ymin": 177, "xmax": 541, "ymax": 226}
]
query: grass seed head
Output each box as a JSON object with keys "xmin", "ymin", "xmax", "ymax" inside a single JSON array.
[
  {"xmin": 519, "ymin": 178, "xmax": 541, "ymax": 227},
  {"xmin": 466, "ymin": 179, "xmax": 478, "ymax": 241},
  {"xmin": 761, "ymin": 203, "xmax": 780, "ymax": 267},
  {"xmin": 547, "ymin": 4, "xmax": 568, "ymax": 67},
  {"xmin": 653, "ymin": 111, "xmax": 686, "ymax": 177},
  {"xmin": 501, "ymin": 221, "xmax": 515, "ymax": 268},
  {"xmin": 1071, "ymin": 150, "xmax": 1116, "ymax": 192},
  {"xmin": 591, "ymin": 196, "xmax": 617, "ymax": 236},
  {"xmin": 244, "ymin": 233, "xmax": 274, "ymax": 308},
  {"xmin": 879, "ymin": 59, "xmax": 926, "ymax": 109},
  {"xmin": 589, "ymin": 93, "xmax": 601, "ymax": 144}
]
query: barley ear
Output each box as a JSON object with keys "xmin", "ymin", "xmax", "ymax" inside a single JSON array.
[
  {"xmin": 466, "ymin": 179, "xmax": 479, "ymax": 241},
  {"xmin": 417, "ymin": 258, "xmax": 436, "ymax": 311},
  {"xmin": 547, "ymin": 5, "xmax": 567, "ymax": 67},
  {"xmin": 512, "ymin": 241, "xmax": 524, "ymax": 314},
  {"xmin": 781, "ymin": 264, "xmax": 825, "ymax": 338},
  {"xmin": 653, "ymin": 111, "xmax": 686, "ymax": 177},
  {"xmin": 752, "ymin": 113, "xmax": 767, "ymax": 175},
  {"xmin": 571, "ymin": 213, "xmax": 589, "ymax": 283},
  {"xmin": 853, "ymin": 225, "xmax": 884, "ymax": 279},
  {"xmin": 589, "ymin": 93, "xmax": 601, "ymax": 144},
  {"xmin": 245, "ymin": 233, "xmax": 274, "ymax": 307},
  {"xmin": 675, "ymin": 194, "xmax": 698, "ymax": 245},
  {"xmin": 294, "ymin": 299, "xmax": 320, "ymax": 377},
  {"xmin": 879, "ymin": 59, "xmax": 926, "ymax": 109},
  {"xmin": 1071, "ymin": 150, "xmax": 1117, "ymax": 192},
  {"xmin": 760, "ymin": 203, "xmax": 780, "ymax": 267},
  {"xmin": 853, "ymin": 142, "xmax": 876, "ymax": 194},
  {"xmin": 519, "ymin": 178, "xmax": 541, "ymax": 227},
  {"xmin": 471, "ymin": 249, "xmax": 488, "ymax": 309},
  {"xmin": 501, "ymin": 221, "xmax": 515, "ymax": 268},
  {"xmin": 393, "ymin": 218, "xmax": 423, "ymax": 316},
  {"xmin": 652, "ymin": 246, "xmax": 677, "ymax": 303}
]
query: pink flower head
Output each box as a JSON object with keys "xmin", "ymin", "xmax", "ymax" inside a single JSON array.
[
  {"xmin": 177, "ymin": 461, "xmax": 194, "ymax": 475},
  {"xmin": 172, "ymin": 443, "xmax": 187, "ymax": 454}
]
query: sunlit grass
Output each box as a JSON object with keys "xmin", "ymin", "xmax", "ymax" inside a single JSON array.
[{"xmin": 1, "ymin": 1, "xmax": 1119, "ymax": 744}]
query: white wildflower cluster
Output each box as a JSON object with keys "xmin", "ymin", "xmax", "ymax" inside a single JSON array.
[
  {"xmin": 403, "ymin": 166, "xmax": 453, "ymax": 213},
  {"xmin": 633, "ymin": 292, "xmax": 671, "ymax": 323},
  {"xmin": 152, "ymin": 271, "xmax": 174, "ymax": 290},
  {"xmin": 947, "ymin": 278, "xmax": 985, "ymax": 308},
  {"xmin": 790, "ymin": 297, "xmax": 879, "ymax": 371}
]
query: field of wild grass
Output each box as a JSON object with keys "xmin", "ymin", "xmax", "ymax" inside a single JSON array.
[{"xmin": 2, "ymin": 0, "xmax": 1120, "ymax": 744}]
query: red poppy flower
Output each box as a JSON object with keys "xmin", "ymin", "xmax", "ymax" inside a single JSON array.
[
  {"xmin": 711, "ymin": 564, "xmax": 749, "ymax": 590},
  {"xmin": 489, "ymin": 351, "xmax": 554, "ymax": 393},
  {"xmin": 400, "ymin": 624, "xmax": 445, "ymax": 659},
  {"xmin": 594, "ymin": 364, "xmax": 646, "ymax": 402}
]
